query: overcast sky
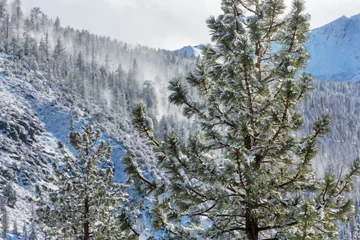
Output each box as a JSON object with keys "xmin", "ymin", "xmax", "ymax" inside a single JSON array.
[{"xmin": 21, "ymin": 0, "xmax": 360, "ymax": 50}]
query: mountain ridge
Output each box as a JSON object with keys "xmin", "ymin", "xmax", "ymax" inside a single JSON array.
[{"xmin": 175, "ymin": 14, "xmax": 360, "ymax": 82}]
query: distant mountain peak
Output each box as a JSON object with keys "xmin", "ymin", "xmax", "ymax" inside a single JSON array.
[
  {"xmin": 306, "ymin": 12, "xmax": 360, "ymax": 81},
  {"xmin": 173, "ymin": 45, "xmax": 203, "ymax": 57},
  {"xmin": 176, "ymin": 13, "xmax": 360, "ymax": 82}
]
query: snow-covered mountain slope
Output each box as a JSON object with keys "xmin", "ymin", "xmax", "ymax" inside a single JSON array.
[
  {"xmin": 306, "ymin": 14, "xmax": 360, "ymax": 81},
  {"xmin": 0, "ymin": 55, "xmax": 156, "ymax": 239},
  {"xmin": 0, "ymin": 64, "xmax": 62, "ymax": 233}
]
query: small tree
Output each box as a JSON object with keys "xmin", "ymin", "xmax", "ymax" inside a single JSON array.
[
  {"xmin": 1, "ymin": 203, "xmax": 8, "ymax": 239},
  {"xmin": 28, "ymin": 223, "xmax": 37, "ymax": 240},
  {"xmin": 3, "ymin": 181, "xmax": 17, "ymax": 208},
  {"xmin": 12, "ymin": 221, "xmax": 20, "ymax": 237},
  {"xmin": 37, "ymin": 124, "xmax": 135, "ymax": 239},
  {"xmin": 123, "ymin": 0, "xmax": 360, "ymax": 239},
  {"xmin": 22, "ymin": 223, "xmax": 28, "ymax": 240}
]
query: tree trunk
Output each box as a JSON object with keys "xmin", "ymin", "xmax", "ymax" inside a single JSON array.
[
  {"xmin": 246, "ymin": 209, "xmax": 259, "ymax": 240},
  {"xmin": 83, "ymin": 196, "xmax": 90, "ymax": 240}
]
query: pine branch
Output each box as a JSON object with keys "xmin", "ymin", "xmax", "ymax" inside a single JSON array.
[
  {"xmin": 232, "ymin": 0, "xmax": 244, "ymax": 34},
  {"xmin": 258, "ymin": 221, "xmax": 298, "ymax": 231},
  {"xmin": 237, "ymin": 0, "xmax": 256, "ymax": 13},
  {"xmin": 187, "ymin": 201, "xmax": 218, "ymax": 217},
  {"xmin": 271, "ymin": 82, "xmax": 292, "ymax": 142},
  {"xmin": 278, "ymin": 117, "xmax": 328, "ymax": 189},
  {"xmin": 243, "ymin": 63, "xmax": 256, "ymax": 141}
]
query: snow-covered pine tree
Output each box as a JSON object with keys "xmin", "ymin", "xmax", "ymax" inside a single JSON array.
[
  {"xmin": 28, "ymin": 223, "xmax": 37, "ymax": 240},
  {"xmin": 22, "ymin": 223, "xmax": 28, "ymax": 240},
  {"xmin": 126, "ymin": 59, "xmax": 141, "ymax": 106},
  {"xmin": 36, "ymin": 124, "xmax": 136, "ymax": 239},
  {"xmin": 1, "ymin": 202, "xmax": 8, "ymax": 239},
  {"xmin": 123, "ymin": 0, "xmax": 360, "ymax": 239},
  {"xmin": 12, "ymin": 221, "xmax": 20, "ymax": 237},
  {"xmin": 54, "ymin": 16, "xmax": 60, "ymax": 33},
  {"xmin": 2, "ymin": 181, "xmax": 17, "ymax": 208},
  {"xmin": 0, "ymin": 0, "xmax": 7, "ymax": 20}
]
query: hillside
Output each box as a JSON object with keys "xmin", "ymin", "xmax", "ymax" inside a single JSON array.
[{"xmin": 0, "ymin": 54, "xmax": 160, "ymax": 239}]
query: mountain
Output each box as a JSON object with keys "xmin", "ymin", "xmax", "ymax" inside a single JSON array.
[
  {"xmin": 172, "ymin": 45, "xmax": 203, "ymax": 57},
  {"xmin": 176, "ymin": 14, "xmax": 360, "ymax": 82},
  {"xmin": 306, "ymin": 14, "xmax": 360, "ymax": 81}
]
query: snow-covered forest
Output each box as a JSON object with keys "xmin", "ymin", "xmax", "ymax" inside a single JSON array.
[{"xmin": 1, "ymin": 0, "xmax": 360, "ymax": 239}]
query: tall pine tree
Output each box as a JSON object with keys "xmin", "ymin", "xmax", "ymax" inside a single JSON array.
[{"xmin": 123, "ymin": 0, "xmax": 360, "ymax": 239}]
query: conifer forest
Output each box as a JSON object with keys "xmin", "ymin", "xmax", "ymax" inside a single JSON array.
[{"xmin": 1, "ymin": 0, "xmax": 360, "ymax": 239}]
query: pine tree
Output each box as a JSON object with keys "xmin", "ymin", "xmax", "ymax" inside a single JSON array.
[
  {"xmin": 142, "ymin": 80, "xmax": 158, "ymax": 116},
  {"xmin": 12, "ymin": 221, "xmax": 20, "ymax": 237},
  {"xmin": 44, "ymin": 32, "xmax": 50, "ymax": 61},
  {"xmin": 0, "ymin": 0, "xmax": 7, "ymax": 25},
  {"xmin": 52, "ymin": 38, "xmax": 67, "ymax": 78},
  {"xmin": 53, "ymin": 38, "xmax": 66, "ymax": 61},
  {"xmin": 54, "ymin": 16, "xmax": 60, "ymax": 33},
  {"xmin": 2, "ymin": 181, "xmax": 16, "ymax": 208},
  {"xmin": 75, "ymin": 51, "xmax": 87, "ymax": 98},
  {"xmin": 11, "ymin": 0, "xmax": 22, "ymax": 39},
  {"xmin": 123, "ymin": 0, "xmax": 360, "ymax": 239},
  {"xmin": 126, "ymin": 59, "xmax": 141, "ymax": 106},
  {"xmin": 36, "ymin": 124, "xmax": 136, "ymax": 240},
  {"xmin": 3, "ymin": 13, "xmax": 11, "ymax": 53},
  {"xmin": 38, "ymin": 37, "xmax": 48, "ymax": 70},
  {"xmin": 28, "ymin": 223, "xmax": 37, "ymax": 240},
  {"xmin": 113, "ymin": 64, "xmax": 127, "ymax": 112},
  {"xmin": 142, "ymin": 80, "xmax": 158, "ymax": 130},
  {"xmin": 22, "ymin": 223, "xmax": 28, "ymax": 240},
  {"xmin": 1, "ymin": 202, "xmax": 8, "ymax": 239}
]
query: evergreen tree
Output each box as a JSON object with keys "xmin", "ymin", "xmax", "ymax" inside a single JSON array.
[
  {"xmin": 123, "ymin": 0, "xmax": 360, "ymax": 239},
  {"xmin": 0, "ymin": 0, "xmax": 7, "ymax": 20},
  {"xmin": 28, "ymin": 223, "xmax": 37, "ymax": 240},
  {"xmin": 113, "ymin": 64, "xmax": 127, "ymax": 112},
  {"xmin": 44, "ymin": 33, "xmax": 50, "ymax": 61},
  {"xmin": 1, "ymin": 202, "xmax": 8, "ymax": 239},
  {"xmin": 156, "ymin": 116, "xmax": 170, "ymax": 141},
  {"xmin": 142, "ymin": 80, "xmax": 157, "ymax": 115},
  {"xmin": 38, "ymin": 37, "xmax": 49, "ymax": 70},
  {"xmin": 12, "ymin": 221, "xmax": 20, "ymax": 237},
  {"xmin": 11, "ymin": 0, "xmax": 22, "ymax": 39},
  {"xmin": 75, "ymin": 51, "xmax": 87, "ymax": 98},
  {"xmin": 53, "ymin": 38, "xmax": 66, "ymax": 60},
  {"xmin": 52, "ymin": 38, "xmax": 67, "ymax": 78},
  {"xmin": 3, "ymin": 13, "xmax": 11, "ymax": 53},
  {"xmin": 22, "ymin": 223, "xmax": 28, "ymax": 240},
  {"xmin": 3, "ymin": 181, "xmax": 17, "ymax": 208},
  {"xmin": 126, "ymin": 59, "xmax": 141, "ymax": 106},
  {"xmin": 142, "ymin": 80, "xmax": 158, "ymax": 130},
  {"xmin": 54, "ymin": 16, "xmax": 60, "ymax": 33},
  {"xmin": 36, "ymin": 124, "xmax": 136, "ymax": 240}
]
